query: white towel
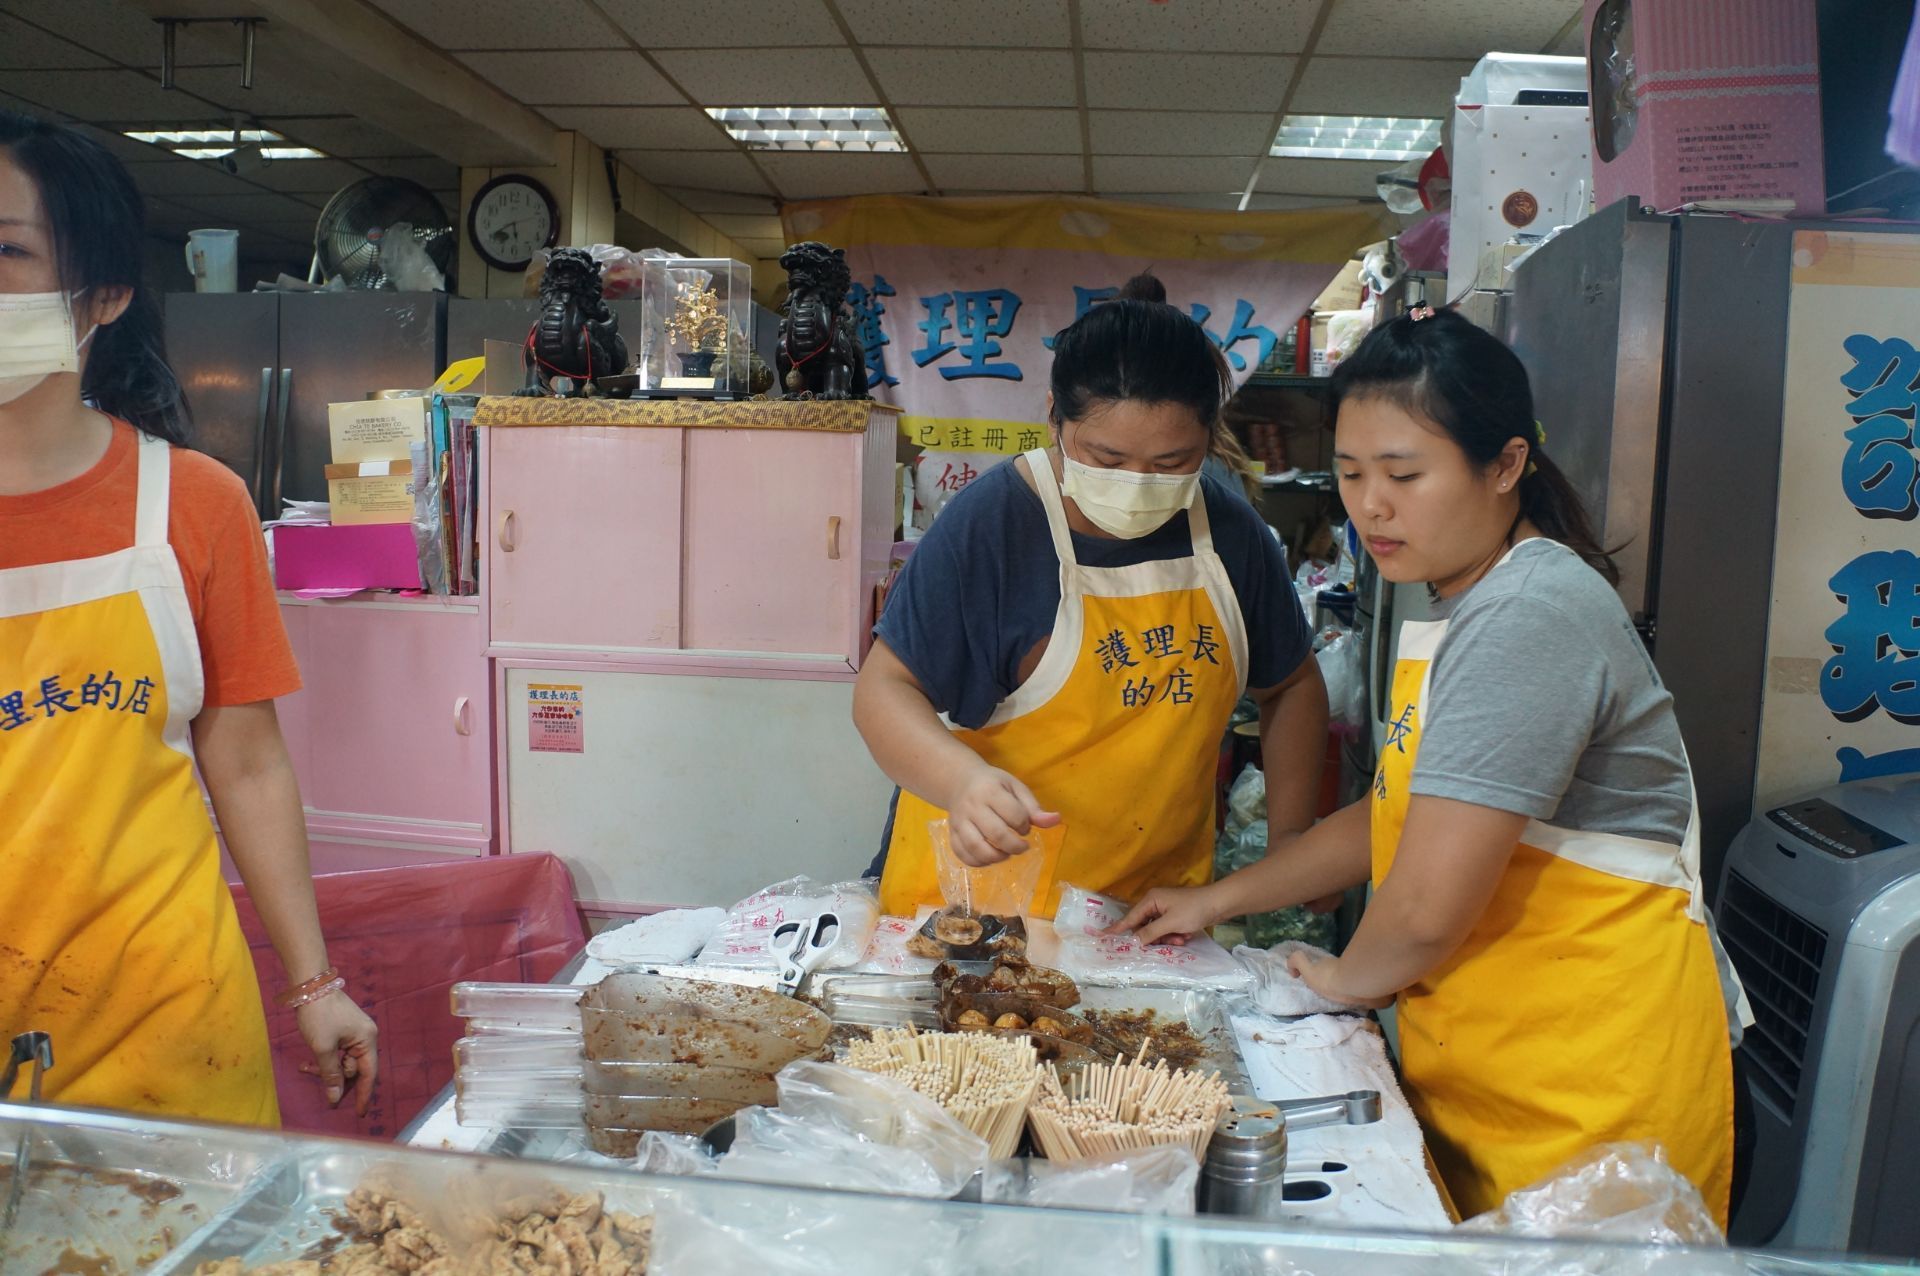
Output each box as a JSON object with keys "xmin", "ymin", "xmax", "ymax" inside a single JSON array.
[
  {"xmin": 586, "ymin": 907, "xmax": 726, "ymax": 967},
  {"xmin": 1235, "ymin": 941, "xmax": 1355, "ymax": 1017}
]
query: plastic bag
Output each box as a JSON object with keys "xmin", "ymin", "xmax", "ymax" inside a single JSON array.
[
  {"xmin": 587, "ymin": 906, "xmax": 726, "ymax": 968},
  {"xmin": 647, "ymin": 1184, "xmax": 961, "ymax": 1276},
  {"xmin": 1460, "ymin": 1142, "xmax": 1725, "ymax": 1250},
  {"xmin": 930, "ymin": 818, "xmax": 1049, "ymax": 915},
  {"xmin": 983, "ymin": 1145, "xmax": 1198, "ymax": 1214},
  {"xmin": 1051, "ymin": 884, "xmax": 1252, "ymax": 992},
  {"xmin": 1225, "ymin": 764, "xmax": 1265, "ymax": 838},
  {"xmin": 528, "ymin": 243, "xmax": 647, "ymax": 300},
  {"xmin": 1234, "ymin": 942, "xmax": 1351, "ymax": 1018},
  {"xmin": 1316, "ymin": 629, "xmax": 1367, "ymax": 732},
  {"xmin": 694, "ymin": 877, "xmax": 879, "ymax": 970},
  {"xmin": 632, "ymin": 1131, "xmax": 718, "ymax": 1177},
  {"xmin": 721, "ymin": 1061, "xmax": 987, "ymax": 1199},
  {"xmin": 382, "ymin": 222, "xmax": 446, "ymax": 292},
  {"xmin": 1323, "ymin": 307, "xmax": 1373, "ymax": 371},
  {"xmin": 408, "ymin": 438, "xmax": 448, "ymax": 595}
]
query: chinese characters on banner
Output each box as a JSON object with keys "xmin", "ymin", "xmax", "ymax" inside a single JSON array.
[
  {"xmin": 782, "ymin": 195, "xmax": 1391, "ymax": 458},
  {"xmin": 1755, "ymin": 231, "xmax": 1920, "ymax": 804}
]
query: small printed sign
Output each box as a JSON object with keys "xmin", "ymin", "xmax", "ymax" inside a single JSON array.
[{"xmin": 527, "ymin": 682, "xmax": 584, "ymax": 754}]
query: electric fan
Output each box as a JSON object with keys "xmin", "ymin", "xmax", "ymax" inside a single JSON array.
[{"xmin": 310, "ymin": 177, "xmax": 453, "ymax": 289}]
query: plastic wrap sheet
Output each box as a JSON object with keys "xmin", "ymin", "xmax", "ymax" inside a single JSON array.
[
  {"xmin": 1052, "ymin": 884, "xmax": 1252, "ymax": 992},
  {"xmin": 228, "ymin": 852, "xmax": 586, "ymax": 1139}
]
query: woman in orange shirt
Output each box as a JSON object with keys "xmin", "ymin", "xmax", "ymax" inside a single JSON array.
[{"xmin": 0, "ymin": 110, "xmax": 377, "ymax": 1123}]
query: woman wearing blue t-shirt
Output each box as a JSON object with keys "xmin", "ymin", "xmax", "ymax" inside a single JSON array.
[{"xmin": 855, "ymin": 274, "xmax": 1329, "ymax": 917}]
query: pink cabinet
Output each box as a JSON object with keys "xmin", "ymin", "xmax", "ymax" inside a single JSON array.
[
  {"xmin": 276, "ymin": 595, "xmax": 493, "ymax": 855},
  {"xmin": 486, "ymin": 425, "xmax": 685, "ymax": 654},
  {"xmin": 481, "ymin": 402, "xmax": 899, "ymax": 670}
]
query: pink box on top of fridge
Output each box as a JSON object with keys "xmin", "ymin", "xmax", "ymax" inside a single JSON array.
[
  {"xmin": 1584, "ymin": 0, "xmax": 1825, "ymax": 215},
  {"xmin": 274, "ymin": 522, "xmax": 421, "ymax": 593}
]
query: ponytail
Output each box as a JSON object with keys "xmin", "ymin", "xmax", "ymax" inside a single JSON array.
[
  {"xmin": 1521, "ymin": 451, "xmax": 1619, "ymax": 584},
  {"xmin": 0, "ymin": 109, "xmax": 192, "ymax": 445}
]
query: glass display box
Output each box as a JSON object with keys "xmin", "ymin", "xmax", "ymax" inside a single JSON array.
[{"xmin": 636, "ymin": 257, "xmax": 752, "ymax": 397}]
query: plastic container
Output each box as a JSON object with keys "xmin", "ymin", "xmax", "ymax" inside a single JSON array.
[
  {"xmin": 185, "ymin": 228, "xmax": 238, "ymax": 292},
  {"xmin": 586, "ymin": 1095, "xmax": 751, "ymax": 1142},
  {"xmin": 450, "ymin": 981, "xmax": 583, "ymax": 1033},
  {"xmin": 453, "ymin": 1035, "xmax": 583, "ymax": 1071},
  {"xmin": 583, "ymin": 1063, "xmax": 778, "ymax": 1106},
  {"xmin": 929, "ymin": 819, "xmax": 1052, "ymax": 916}
]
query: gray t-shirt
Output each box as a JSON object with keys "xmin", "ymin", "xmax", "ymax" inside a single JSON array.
[{"xmin": 1409, "ymin": 538, "xmax": 1690, "ymax": 845}]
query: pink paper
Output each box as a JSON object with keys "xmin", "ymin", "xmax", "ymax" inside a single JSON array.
[{"xmin": 275, "ymin": 522, "xmax": 421, "ymax": 593}]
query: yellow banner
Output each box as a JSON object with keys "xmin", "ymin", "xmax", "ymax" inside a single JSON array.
[{"xmin": 900, "ymin": 416, "xmax": 1049, "ymax": 456}]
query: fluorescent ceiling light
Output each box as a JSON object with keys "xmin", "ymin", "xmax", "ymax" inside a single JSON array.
[
  {"xmin": 706, "ymin": 106, "xmax": 904, "ymax": 153},
  {"xmin": 1270, "ymin": 115, "xmax": 1442, "ymax": 162},
  {"xmin": 124, "ymin": 127, "xmax": 326, "ymax": 160}
]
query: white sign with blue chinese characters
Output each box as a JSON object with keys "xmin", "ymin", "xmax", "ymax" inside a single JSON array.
[{"xmin": 1756, "ymin": 230, "xmax": 1920, "ymax": 806}]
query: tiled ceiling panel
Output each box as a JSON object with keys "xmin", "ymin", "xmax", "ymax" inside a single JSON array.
[
  {"xmin": 168, "ymin": 190, "xmax": 332, "ymax": 221},
  {"xmin": 456, "ymin": 51, "xmax": 682, "ymax": 106},
  {"xmin": 0, "ymin": 14, "xmax": 111, "ymax": 69},
  {"xmin": 1317, "ymin": 0, "xmax": 1579, "ymax": 58},
  {"xmin": 1091, "ymin": 155, "xmax": 1258, "ymax": 193},
  {"xmin": 1080, "ymin": 0, "xmax": 1319, "ymax": 53},
  {"xmin": 922, "ymin": 153, "xmax": 1084, "ymax": 192},
  {"xmin": 619, "ymin": 149, "xmax": 774, "ymax": 194},
  {"xmin": 166, "ymin": 66, "xmax": 352, "ymax": 116},
  {"xmin": 360, "ymin": 155, "xmax": 462, "ymax": 190},
  {"xmin": 895, "ymin": 107, "xmax": 1081, "ymax": 155},
  {"xmin": 653, "ymin": 47, "xmax": 872, "ymax": 106},
  {"xmin": 124, "ymin": 156, "xmax": 274, "ymax": 198},
  {"xmin": 0, "ymin": 0, "xmax": 170, "ymax": 68},
  {"xmin": 753, "ymin": 151, "xmax": 925, "ymax": 199},
  {"xmin": 1082, "ymin": 53, "xmax": 1293, "ymax": 113},
  {"xmin": 661, "ymin": 187, "xmax": 781, "ymax": 215},
  {"xmin": 596, "ymin": 0, "xmax": 845, "ymax": 48},
  {"xmin": 838, "ymin": 0, "xmax": 1072, "ymax": 48},
  {"xmin": 867, "ymin": 48, "xmax": 1076, "ymax": 108},
  {"xmin": 241, "ymin": 157, "xmax": 385, "ymax": 195},
  {"xmin": 365, "ymin": 0, "xmax": 620, "ymax": 51},
  {"xmin": 1089, "ymin": 110, "xmax": 1276, "ymax": 157},
  {"xmin": 541, "ymin": 106, "xmax": 726, "ymax": 150},
  {"xmin": 271, "ymin": 118, "xmax": 432, "ymax": 159},
  {"xmin": 1288, "ymin": 56, "xmax": 1476, "ymax": 117},
  {"xmin": 0, "ymin": 69, "xmax": 234, "ymax": 123},
  {"xmin": 1255, "ymin": 157, "xmax": 1389, "ymax": 198}
]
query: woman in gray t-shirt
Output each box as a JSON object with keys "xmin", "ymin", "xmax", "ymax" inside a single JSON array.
[{"xmin": 1114, "ymin": 308, "xmax": 1743, "ymax": 1227}]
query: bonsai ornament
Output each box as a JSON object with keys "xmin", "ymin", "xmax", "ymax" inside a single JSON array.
[{"xmin": 667, "ymin": 279, "xmax": 728, "ymax": 378}]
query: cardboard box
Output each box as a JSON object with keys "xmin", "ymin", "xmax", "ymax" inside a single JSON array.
[
  {"xmin": 328, "ymin": 397, "xmax": 428, "ymax": 464},
  {"xmin": 1584, "ymin": 0, "xmax": 1824, "ymax": 215},
  {"xmin": 274, "ymin": 522, "xmax": 420, "ymax": 593},
  {"xmin": 324, "ymin": 459, "xmax": 414, "ymax": 526}
]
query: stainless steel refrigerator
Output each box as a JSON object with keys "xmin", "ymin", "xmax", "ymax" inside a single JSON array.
[{"xmin": 165, "ymin": 291, "xmax": 448, "ymax": 519}]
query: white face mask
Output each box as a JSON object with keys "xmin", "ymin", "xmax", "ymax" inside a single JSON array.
[
  {"xmin": 0, "ymin": 290, "xmax": 92, "ymax": 407},
  {"xmin": 1060, "ymin": 452, "xmax": 1202, "ymax": 538}
]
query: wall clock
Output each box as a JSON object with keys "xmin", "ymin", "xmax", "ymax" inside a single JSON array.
[{"xmin": 467, "ymin": 173, "xmax": 559, "ymax": 271}]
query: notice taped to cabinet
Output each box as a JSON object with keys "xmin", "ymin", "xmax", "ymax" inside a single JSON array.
[{"xmin": 528, "ymin": 683, "xmax": 585, "ymax": 754}]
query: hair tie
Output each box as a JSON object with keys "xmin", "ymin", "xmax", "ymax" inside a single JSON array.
[{"xmin": 1408, "ymin": 304, "xmax": 1436, "ymax": 322}]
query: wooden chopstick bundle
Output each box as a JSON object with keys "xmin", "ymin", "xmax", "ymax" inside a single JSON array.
[
  {"xmin": 844, "ymin": 1028, "xmax": 1042, "ymax": 1159},
  {"xmin": 1025, "ymin": 1047, "xmax": 1230, "ymax": 1162}
]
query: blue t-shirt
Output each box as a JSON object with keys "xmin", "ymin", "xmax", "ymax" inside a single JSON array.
[{"xmin": 878, "ymin": 460, "xmax": 1312, "ymax": 730}]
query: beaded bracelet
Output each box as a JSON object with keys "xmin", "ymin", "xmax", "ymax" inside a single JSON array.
[{"xmin": 277, "ymin": 966, "xmax": 346, "ymax": 1009}]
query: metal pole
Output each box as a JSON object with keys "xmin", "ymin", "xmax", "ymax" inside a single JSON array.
[
  {"xmin": 160, "ymin": 20, "xmax": 176, "ymax": 90},
  {"xmin": 241, "ymin": 19, "xmax": 256, "ymax": 90}
]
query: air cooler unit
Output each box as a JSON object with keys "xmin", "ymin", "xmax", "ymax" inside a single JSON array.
[{"xmin": 1719, "ymin": 775, "xmax": 1920, "ymax": 1258}]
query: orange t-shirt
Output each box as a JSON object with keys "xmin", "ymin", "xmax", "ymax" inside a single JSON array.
[{"xmin": 0, "ymin": 419, "xmax": 300, "ymax": 707}]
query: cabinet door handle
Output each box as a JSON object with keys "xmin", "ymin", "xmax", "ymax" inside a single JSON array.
[
  {"xmin": 453, "ymin": 696, "xmax": 472, "ymax": 737},
  {"xmin": 497, "ymin": 510, "xmax": 517, "ymax": 553},
  {"xmin": 827, "ymin": 515, "xmax": 842, "ymax": 561}
]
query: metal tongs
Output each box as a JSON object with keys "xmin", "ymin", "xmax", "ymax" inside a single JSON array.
[
  {"xmin": 2, "ymin": 1030, "xmax": 54, "ymax": 1231},
  {"xmin": 770, "ymin": 912, "xmax": 841, "ymax": 998}
]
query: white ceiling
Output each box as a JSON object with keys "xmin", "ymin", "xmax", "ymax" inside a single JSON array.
[{"xmin": 0, "ymin": 0, "xmax": 1583, "ymax": 270}]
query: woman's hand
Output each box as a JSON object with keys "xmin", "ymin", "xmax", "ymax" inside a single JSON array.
[
  {"xmin": 946, "ymin": 765, "xmax": 1061, "ymax": 865},
  {"xmin": 1108, "ymin": 884, "xmax": 1227, "ymax": 946},
  {"xmin": 1286, "ymin": 948, "xmax": 1394, "ymax": 1010},
  {"xmin": 296, "ymin": 992, "xmax": 379, "ymax": 1115}
]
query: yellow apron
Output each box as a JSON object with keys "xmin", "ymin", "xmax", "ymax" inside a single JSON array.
[
  {"xmin": 1374, "ymin": 541, "xmax": 1733, "ymax": 1225},
  {"xmin": 881, "ymin": 449, "xmax": 1248, "ymax": 917},
  {"xmin": 0, "ymin": 431, "xmax": 277, "ymax": 1126}
]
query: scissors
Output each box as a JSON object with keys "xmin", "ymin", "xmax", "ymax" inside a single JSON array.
[{"xmin": 770, "ymin": 912, "xmax": 840, "ymax": 998}]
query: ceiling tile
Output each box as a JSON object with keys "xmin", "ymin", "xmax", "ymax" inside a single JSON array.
[
  {"xmin": 922, "ymin": 153, "xmax": 1083, "ymax": 192},
  {"xmin": 895, "ymin": 107, "xmax": 1080, "ymax": 155},
  {"xmin": 127, "ymin": 156, "xmax": 267, "ymax": 198},
  {"xmin": 867, "ymin": 49, "xmax": 1075, "ymax": 108},
  {"xmin": 74, "ymin": 124, "xmax": 183, "ymax": 166},
  {"xmin": 1080, "ymin": 0, "xmax": 1319, "ymax": 53},
  {"xmin": 700, "ymin": 213, "xmax": 785, "ymax": 240},
  {"xmin": 597, "ymin": 0, "xmax": 844, "ymax": 47},
  {"xmin": 363, "ymin": 0, "xmax": 619, "ymax": 50},
  {"xmin": 0, "ymin": 69, "xmax": 233, "ymax": 124},
  {"xmin": 268, "ymin": 118, "xmax": 429, "ymax": 158},
  {"xmin": 358, "ymin": 155, "xmax": 461, "ymax": 190},
  {"xmin": 0, "ymin": 14, "xmax": 110, "ymax": 69},
  {"xmin": 654, "ymin": 47, "xmax": 872, "ymax": 106},
  {"xmin": 839, "ymin": 0, "xmax": 1071, "ymax": 47},
  {"xmin": 542, "ymin": 106, "xmax": 727, "ymax": 149},
  {"xmin": 455, "ymin": 50, "xmax": 682, "ymax": 106},
  {"xmin": 1083, "ymin": 53, "xmax": 1293, "ymax": 112},
  {"xmin": 1255, "ymin": 157, "xmax": 1387, "ymax": 198},
  {"xmin": 620, "ymin": 150, "xmax": 774, "ymax": 194},
  {"xmin": 1120, "ymin": 192, "xmax": 1243, "ymax": 210},
  {"xmin": 168, "ymin": 191, "xmax": 333, "ymax": 222},
  {"xmin": 755, "ymin": 152, "xmax": 925, "ymax": 199},
  {"xmin": 1089, "ymin": 110, "xmax": 1275, "ymax": 157},
  {"xmin": 1091, "ymin": 155, "xmax": 1257, "ymax": 193},
  {"xmin": 1317, "ymin": 0, "xmax": 1579, "ymax": 58},
  {"xmin": 1124, "ymin": 192, "xmax": 1363, "ymax": 210},
  {"xmin": 661, "ymin": 187, "xmax": 780, "ymax": 215},
  {"xmin": 165, "ymin": 66, "xmax": 346, "ymax": 116},
  {"xmin": 0, "ymin": 0, "xmax": 171, "ymax": 67},
  {"xmin": 1245, "ymin": 193, "xmax": 1368, "ymax": 210},
  {"xmin": 243, "ymin": 158, "xmax": 381, "ymax": 194},
  {"xmin": 1289, "ymin": 56, "xmax": 1475, "ymax": 117}
]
